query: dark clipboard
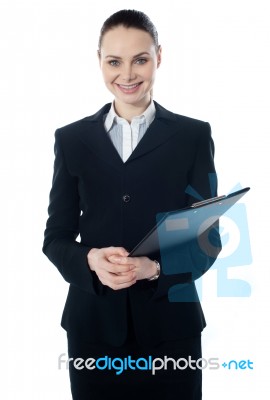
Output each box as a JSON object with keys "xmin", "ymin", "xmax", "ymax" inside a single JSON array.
[{"xmin": 129, "ymin": 187, "xmax": 250, "ymax": 257}]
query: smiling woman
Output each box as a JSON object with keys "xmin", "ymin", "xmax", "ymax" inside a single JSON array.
[
  {"xmin": 42, "ymin": 8, "xmax": 221, "ymax": 400},
  {"xmin": 98, "ymin": 25, "xmax": 161, "ymax": 121}
]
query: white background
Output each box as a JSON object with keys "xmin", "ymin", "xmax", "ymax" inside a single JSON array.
[{"xmin": 1, "ymin": 0, "xmax": 269, "ymax": 398}]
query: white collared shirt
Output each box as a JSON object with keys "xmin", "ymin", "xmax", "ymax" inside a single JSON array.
[{"xmin": 104, "ymin": 101, "xmax": 156, "ymax": 162}]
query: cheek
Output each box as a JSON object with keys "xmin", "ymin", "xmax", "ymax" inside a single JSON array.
[
  {"xmin": 101, "ymin": 67, "xmax": 116, "ymax": 84},
  {"xmin": 143, "ymin": 63, "xmax": 157, "ymax": 82},
  {"xmin": 144, "ymin": 68, "xmax": 156, "ymax": 84}
]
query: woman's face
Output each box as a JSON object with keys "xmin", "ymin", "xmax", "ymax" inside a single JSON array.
[{"xmin": 99, "ymin": 26, "xmax": 161, "ymax": 110}]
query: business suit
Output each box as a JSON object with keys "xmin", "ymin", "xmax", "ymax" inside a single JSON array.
[{"xmin": 43, "ymin": 101, "xmax": 221, "ymax": 398}]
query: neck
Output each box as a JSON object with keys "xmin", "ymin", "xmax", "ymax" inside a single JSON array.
[{"xmin": 114, "ymin": 98, "xmax": 151, "ymax": 123}]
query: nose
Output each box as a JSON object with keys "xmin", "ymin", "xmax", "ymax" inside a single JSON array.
[{"xmin": 121, "ymin": 63, "xmax": 136, "ymax": 82}]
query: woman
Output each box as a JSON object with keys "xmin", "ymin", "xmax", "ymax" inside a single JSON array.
[{"xmin": 43, "ymin": 9, "xmax": 221, "ymax": 400}]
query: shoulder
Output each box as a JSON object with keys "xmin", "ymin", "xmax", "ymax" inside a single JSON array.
[
  {"xmin": 54, "ymin": 103, "xmax": 111, "ymax": 141},
  {"xmin": 154, "ymin": 101, "xmax": 210, "ymax": 128},
  {"xmin": 154, "ymin": 101, "xmax": 211, "ymax": 140}
]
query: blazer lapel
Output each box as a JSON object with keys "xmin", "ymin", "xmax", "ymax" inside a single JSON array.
[
  {"xmin": 127, "ymin": 102, "xmax": 180, "ymax": 162},
  {"xmin": 79, "ymin": 104, "xmax": 124, "ymax": 169},
  {"xmin": 78, "ymin": 101, "xmax": 181, "ymax": 167}
]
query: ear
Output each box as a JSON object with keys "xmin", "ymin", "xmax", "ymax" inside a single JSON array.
[
  {"xmin": 97, "ymin": 50, "xmax": 101, "ymax": 67},
  {"xmin": 157, "ymin": 45, "xmax": 162, "ymax": 68}
]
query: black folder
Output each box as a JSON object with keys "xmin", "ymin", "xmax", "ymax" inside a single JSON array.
[{"xmin": 129, "ymin": 187, "xmax": 250, "ymax": 257}]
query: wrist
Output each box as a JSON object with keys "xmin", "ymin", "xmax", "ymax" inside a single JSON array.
[
  {"xmin": 87, "ymin": 248, "xmax": 98, "ymax": 271},
  {"xmin": 147, "ymin": 260, "xmax": 161, "ymax": 281}
]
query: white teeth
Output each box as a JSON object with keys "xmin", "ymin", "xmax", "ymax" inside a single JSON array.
[{"xmin": 118, "ymin": 83, "xmax": 140, "ymax": 89}]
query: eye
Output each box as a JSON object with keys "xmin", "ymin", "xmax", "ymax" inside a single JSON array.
[
  {"xmin": 135, "ymin": 58, "xmax": 147, "ymax": 65},
  {"xmin": 108, "ymin": 60, "xmax": 120, "ymax": 67}
]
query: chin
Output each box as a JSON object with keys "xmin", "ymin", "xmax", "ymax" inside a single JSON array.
[{"xmin": 119, "ymin": 94, "xmax": 150, "ymax": 106}]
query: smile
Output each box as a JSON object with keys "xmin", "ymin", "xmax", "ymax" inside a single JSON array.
[
  {"xmin": 118, "ymin": 83, "xmax": 141, "ymax": 89},
  {"xmin": 116, "ymin": 82, "xmax": 142, "ymax": 93}
]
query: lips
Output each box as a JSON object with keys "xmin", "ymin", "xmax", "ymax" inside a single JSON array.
[
  {"xmin": 116, "ymin": 82, "xmax": 142, "ymax": 93},
  {"xmin": 118, "ymin": 83, "xmax": 141, "ymax": 89}
]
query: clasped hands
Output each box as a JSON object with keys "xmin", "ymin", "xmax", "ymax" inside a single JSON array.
[{"xmin": 87, "ymin": 246, "xmax": 157, "ymax": 290}]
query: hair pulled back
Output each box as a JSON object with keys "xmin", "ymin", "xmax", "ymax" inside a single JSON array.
[{"xmin": 98, "ymin": 9, "xmax": 159, "ymax": 52}]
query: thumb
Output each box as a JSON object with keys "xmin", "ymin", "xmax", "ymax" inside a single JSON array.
[{"xmin": 116, "ymin": 247, "xmax": 129, "ymax": 256}]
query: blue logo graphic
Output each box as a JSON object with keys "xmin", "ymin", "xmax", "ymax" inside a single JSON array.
[
  {"xmin": 221, "ymin": 360, "xmax": 253, "ymax": 370},
  {"xmin": 156, "ymin": 176, "xmax": 252, "ymax": 301}
]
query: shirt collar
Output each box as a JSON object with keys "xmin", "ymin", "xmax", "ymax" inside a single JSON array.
[{"xmin": 104, "ymin": 101, "xmax": 156, "ymax": 132}]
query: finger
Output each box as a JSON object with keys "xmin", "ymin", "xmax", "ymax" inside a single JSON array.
[
  {"xmin": 109, "ymin": 264, "xmax": 136, "ymax": 273},
  {"xmin": 105, "ymin": 247, "xmax": 129, "ymax": 257},
  {"xmin": 109, "ymin": 271, "xmax": 136, "ymax": 285},
  {"xmin": 100, "ymin": 273, "xmax": 136, "ymax": 290},
  {"xmin": 126, "ymin": 256, "xmax": 141, "ymax": 265},
  {"xmin": 116, "ymin": 271, "xmax": 135, "ymax": 282},
  {"xmin": 115, "ymin": 270, "xmax": 137, "ymax": 276},
  {"xmin": 98, "ymin": 267, "xmax": 135, "ymax": 281},
  {"xmin": 107, "ymin": 279, "xmax": 137, "ymax": 290},
  {"xmin": 108, "ymin": 255, "xmax": 131, "ymax": 265},
  {"xmin": 96, "ymin": 259, "xmax": 132, "ymax": 274}
]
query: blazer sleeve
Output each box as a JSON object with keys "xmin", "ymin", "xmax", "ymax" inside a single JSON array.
[
  {"xmin": 183, "ymin": 122, "xmax": 222, "ymax": 279},
  {"xmin": 150, "ymin": 122, "xmax": 222, "ymax": 301},
  {"xmin": 42, "ymin": 129, "xmax": 99, "ymax": 294}
]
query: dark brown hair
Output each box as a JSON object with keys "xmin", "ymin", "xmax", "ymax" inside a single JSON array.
[{"xmin": 98, "ymin": 9, "xmax": 159, "ymax": 52}]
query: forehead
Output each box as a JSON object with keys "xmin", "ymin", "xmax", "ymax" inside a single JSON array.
[{"xmin": 100, "ymin": 26, "xmax": 156, "ymax": 57}]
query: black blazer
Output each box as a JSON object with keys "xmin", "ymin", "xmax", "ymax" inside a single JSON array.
[{"xmin": 42, "ymin": 101, "xmax": 221, "ymax": 346}]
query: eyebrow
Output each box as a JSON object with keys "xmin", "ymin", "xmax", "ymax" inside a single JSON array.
[{"xmin": 105, "ymin": 52, "xmax": 150, "ymax": 59}]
